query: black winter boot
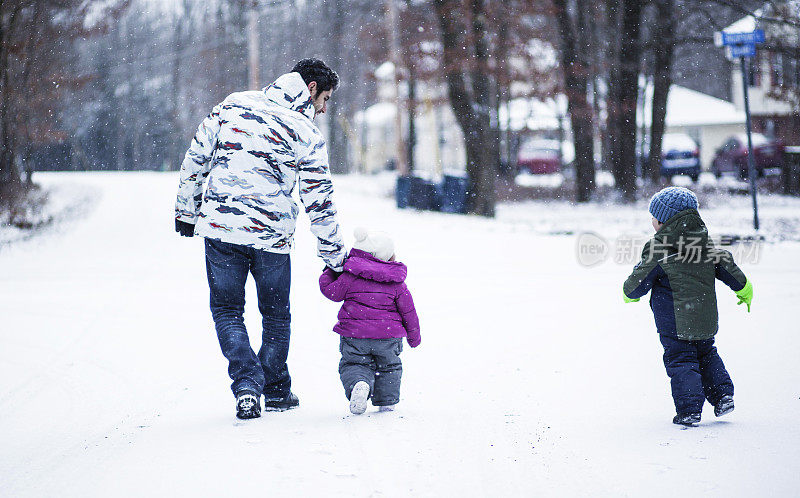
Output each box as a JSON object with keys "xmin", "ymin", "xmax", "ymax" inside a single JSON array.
[
  {"xmin": 714, "ymin": 395, "xmax": 735, "ymax": 417},
  {"xmin": 236, "ymin": 391, "xmax": 261, "ymax": 419},
  {"xmin": 264, "ymin": 392, "xmax": 299, "ymax": 412},
  {"xmin": 673, "ymin": 413, "xmax": 701, "ymax": 426}
]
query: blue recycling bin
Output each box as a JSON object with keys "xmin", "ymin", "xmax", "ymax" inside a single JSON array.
[
  {"xmin": 430, "ymin": 181, "xmax": 443, "ymax": 211},
  {"xmin": 398, "ymin": 175, "xmax": 467, "ymax": 213},
  {"xmin": 409, "ymin": 177, "xmax": 439, "ymax": 211},
  {"xmin": 396, "ymin": 176, "xmax": 412, "ymax": 209},
  {"xmin": 441, "ymin": 175, "xmax": 469, "ymax": 214}
]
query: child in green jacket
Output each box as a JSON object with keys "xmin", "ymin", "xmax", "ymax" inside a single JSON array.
[{"xmin": 623, "ymin": 187, "xmax": 753, "ymax": 426}]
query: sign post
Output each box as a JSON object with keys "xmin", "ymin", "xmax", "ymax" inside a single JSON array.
[
  {"xmin": 740, "ymin": 56, "xmax": 760, "ymax": 231},
  {"xmin": 715, "ymin": 29, "xmax": 765, "ymax": 231}
]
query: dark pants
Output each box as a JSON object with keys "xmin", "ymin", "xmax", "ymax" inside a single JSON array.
[
  {"xmin": 659, "ymin": 335, "xmax": 734, "ymax": 415},
  {"xmin": 339, "ymin": 337, "xmax": 403, "ymax": 406},
  {"xmin": 205, "ymin": 238, "xmax": 291, "ymax": 400}
]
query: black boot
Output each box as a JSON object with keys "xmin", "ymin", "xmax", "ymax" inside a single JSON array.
[
  {"xmin": 236, "ymin": 390, "xmax": 261, "ymax": 419},
  {"xmin": 673, "ymin": 413, "xmax": 701, "ymax": 426},
  {"xmin": 714, "ymin": 395, "xmax": 734, "ymax": 417},
  {"xmin": 264, "ymin": 392, "xmax": 299, "ymax": 412}
]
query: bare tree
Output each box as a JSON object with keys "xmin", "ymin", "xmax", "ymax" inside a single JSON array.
[
  {"xmin": 609, "ymin": 0, "xmax": 644, "ymax": 200},
  {"xmin": 646, "ymin": 0, "xmax": 677, "ymax": 185},
  {"xmin": 603, "ymin": 0, "xmax": 622, "ymax": 181},
  {"xmin": 552, "ymin": 0, "xmax": 597, "ymax": 202},
  {"xmin": 325, "ymin": 0, "xmax": 350, "ymax": 174},
  {"xmin": 433, "ymin": 0, "xmax": 499, "ymax": 217},
  {"xmin": 0, "ymin": 1, "xmax": 128, "ymax": 186}
]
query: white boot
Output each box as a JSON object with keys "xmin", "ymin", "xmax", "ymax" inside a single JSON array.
[{"xmin": 349, "ymin": 381, "xmax": 370, "ymax": 415}]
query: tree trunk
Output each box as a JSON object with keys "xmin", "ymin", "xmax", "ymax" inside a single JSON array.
[
  {"xmin": 407, "ymin": 70, "xmax": 417, "ymax": 174},
  {"xmin": 434, "ymin": 0, "xmax": 497, "ymax": 217},
  {"xmin": 0, "ymin": 45, "xmax": 15, "ymax": 184},
  {"xmin": 604, "ymin": 0, "xmax": 621, "ymax": 177},
  {"xmin": 467, "ymin": 0, "xmax": 498, "ymax": 216},
  {"xmin": 115, "ymin": 23, "xmax": 126, "ymax": 172},
  {"xmin": 0, "ymin": 5, "xmax": 7, "ymax": 182},
  {"xmin": 403, "ymin": 0, "xmax": 417, "ymax": 175},
  {"xmin": 611, "ymin": 0, "xmax": 643, "ymax": 201},
  {"xmin": 648, "ymin": 0, "xmax": 675, "ymax": 185},
  {"xmin": 0, "ymin": 4, "xmax": 22, "ymax": 185},
  {"xmin": 495, "ymin": 16, "xmax": 510, "ymax": 177},
  {"xmin": 553, "ymin": 0, "xmax": 596, "ymax": 202},
  {"xmin": 327, "ymin": 0, "xmax": 349, "ymax": 174},
  {"xmin": 171, "ymin": 4, "xmax": 185, "ymax": 168}
]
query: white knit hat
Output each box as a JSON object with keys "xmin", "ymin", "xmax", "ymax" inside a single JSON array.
[{"xmin": 352, "ymin": 227, "xmax": 394, "ymax": 261}]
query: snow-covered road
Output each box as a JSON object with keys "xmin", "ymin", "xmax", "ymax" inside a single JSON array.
[{"xmin": 1, "ymin": 172, "xmax": 799, "ymax": 497}]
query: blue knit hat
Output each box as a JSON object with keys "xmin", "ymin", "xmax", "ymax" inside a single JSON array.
[{"xmin": 648, "ymin": 187, "xmax": 699, "ymax": 223}]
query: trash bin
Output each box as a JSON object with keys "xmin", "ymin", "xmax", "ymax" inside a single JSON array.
[
  {"xmin": 408, "ymin": 176, "xmax": 424, "ymax": 209},
  {"xmin": 783, "ymin": 146, "xmax": 800, "ymax": 196},
  {"xmin": 409, "ymin": 176, "xmax": 441, "ymax": 211},
  {"xmin": 396, "ymin": 176, "xmax": 412, "ymax": 208},
  {"xmin": 441, "ymin": 174, "xmax": 469, "ymax": 214},
  {"xmin": 430, "ymin": 181, "xmax": 443, "ymax": 212}
]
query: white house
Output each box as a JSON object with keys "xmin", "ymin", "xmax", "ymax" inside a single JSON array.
[{"xmin": 639, "ymin": 83, "xmax": 746, "ymax": 169}]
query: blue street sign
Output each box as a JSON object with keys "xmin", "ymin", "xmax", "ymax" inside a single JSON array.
[
  {"xmin": 714, "ymin": 29, "xmax": 765, "ymax": 47},
  {"xmin": 727, "ymin": 43, "xmax": 757, "ymax": 58}
]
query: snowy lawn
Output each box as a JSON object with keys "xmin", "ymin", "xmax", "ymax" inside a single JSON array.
[
  {"xmin": 1, "ymin": 171, "xmax": 799, "ymax": 497},
  {"xmin": 509, "ymin": 171, "xmax": 800, "ymax": 242}
]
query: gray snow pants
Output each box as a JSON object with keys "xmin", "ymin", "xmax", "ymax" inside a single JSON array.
[{"xmin": 339, "ymin": 336, "xmax": 403, "ymax": 406}]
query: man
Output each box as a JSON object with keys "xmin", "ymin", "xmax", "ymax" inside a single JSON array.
[{"xmin": 174, "ymin": 59, "xmax": 346, "ymax": 419}]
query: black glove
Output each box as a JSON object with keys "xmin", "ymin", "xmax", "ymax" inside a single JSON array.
[
  {"xmin": 175, "ymin": 219, "xmax": 195, "ymax": 237},
  {"xmin": 323, "ymin": 265, "xmax": 343, "ymax": 278}
]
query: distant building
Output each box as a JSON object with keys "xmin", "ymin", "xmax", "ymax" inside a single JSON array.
[
  {"xmin": 723, "ymin": 8, "xmax": 800, "ymax": 146},
  {"xmin": 356, "ymin": 79, "xmax": 751, "ymax": 174},
  {"xmin": 353, "ymin": 63, "xmax": 467, "ymax": 178},
  {"xmin": 640, "ymin": 83, "xmax": 746, "ymax": 169}
]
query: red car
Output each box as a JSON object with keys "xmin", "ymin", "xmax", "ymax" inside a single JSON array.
[
  {"xmin": 712, "ymin": 133, "xmax": 785, "ymax": 180},
  {"xmin": 517, "ymin": 139, "xmax": 562, "ymax": 174}
]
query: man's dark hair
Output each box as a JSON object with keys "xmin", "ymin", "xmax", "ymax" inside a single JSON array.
[{"xmin": 292, "ymin": 58, "xmax": 339, "ymax": 97}]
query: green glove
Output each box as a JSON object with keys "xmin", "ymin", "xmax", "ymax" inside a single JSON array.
[
  {"xmin": 623, "ymin": 291, "xmax": 640, "ymax": 303},
  {"xmin": 735, "ymin": 279, "xmax": 753, "ymax": 312}
]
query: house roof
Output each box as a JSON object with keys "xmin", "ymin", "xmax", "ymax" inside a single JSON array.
[
  {"xmin": 358, "ymin": 82, "xmax": 745, "ymax": 131},
  {"xmin": 640, "ymin": 83, "xmax": 746, "ymax": 127},
  {"xmin": 501, "ymin": 83, "xmax": 745, "ymax": 131}
]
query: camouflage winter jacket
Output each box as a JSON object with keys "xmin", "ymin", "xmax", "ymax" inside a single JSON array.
[
  {"xmin": 175, "ymin": 71, "xmax": 345, "ymax": 270},
  {"xmin": 623, "ymin": 209, "xmax": 748, "ymax": 340}
]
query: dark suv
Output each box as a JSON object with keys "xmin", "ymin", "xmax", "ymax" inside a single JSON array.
[{"xmin": 712, "ymin": 133, "xmax": 785, "ymax": 180}]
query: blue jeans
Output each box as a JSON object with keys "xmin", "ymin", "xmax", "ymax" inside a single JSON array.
[
  {"xmin": 660, "ymin": 335, "xmax": 734, "ymax": 415},
  {"xmin": 205, "ymin": 238, "xmax": 291, "ymax": 399}
]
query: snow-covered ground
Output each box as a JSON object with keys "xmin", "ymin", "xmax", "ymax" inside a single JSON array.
[
  {"xmin": 511, "ymin": 171, "xmax": 800, "ymax": 242},
  {"xmin": 1, "ymin": 171, "xmax": 799, "ymax": 497}
]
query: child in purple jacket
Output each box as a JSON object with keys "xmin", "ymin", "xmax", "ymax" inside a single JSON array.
[{"xmin": 319, "ymin": 228, "xmax": 421, "ymax": 415}]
